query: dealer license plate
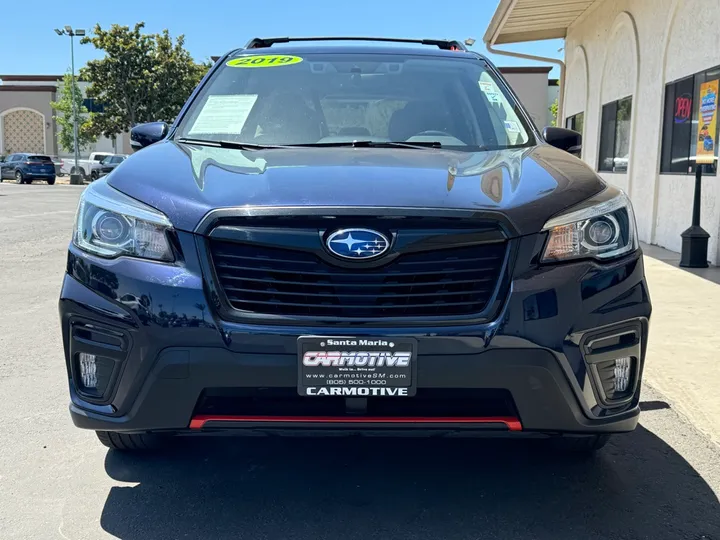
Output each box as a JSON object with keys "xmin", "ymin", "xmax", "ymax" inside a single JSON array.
[{"xmin": 297, "ymin": 336, "xmax": 417, "ymax": 397}]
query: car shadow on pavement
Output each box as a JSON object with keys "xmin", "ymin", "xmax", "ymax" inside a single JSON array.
[{"xmin": 99, "ymin": 425, "xmax": 720, "ymax": 540}]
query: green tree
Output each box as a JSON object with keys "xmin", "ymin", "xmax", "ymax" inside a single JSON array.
[
  {"xmin": 549, "ymin": 98, "xmax": 558, "ymax": 127},
  {"xmin": 50, "ymin": 73, "xmax": 97, "ymax": 153},
  {"xmin": 80, "ymin": 22, "xmax": 210, "ymax": 139}
]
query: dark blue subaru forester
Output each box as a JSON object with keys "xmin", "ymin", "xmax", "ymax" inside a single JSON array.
[{"xmin": 59, "ymin": 37, "xmax": 651, "ymax": 453}]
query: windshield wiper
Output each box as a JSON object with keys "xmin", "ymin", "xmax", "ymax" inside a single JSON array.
[
  {"xmin": 175, "ymin": 138, "xmax": 444, "ymax": 151},
  {"xmin": 290, "ymin": 140, "xmax": 442, "ymax": 149},
  {"xmin": 175, "ymin": 137, "xmax": 287, "ymax": 150}
]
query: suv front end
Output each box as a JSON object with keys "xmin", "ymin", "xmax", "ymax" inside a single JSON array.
[{"xmin": 59, "ymin": 38, "xmax": 650, "ymax": 453}]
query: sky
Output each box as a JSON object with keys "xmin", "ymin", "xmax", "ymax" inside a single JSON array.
[{"xmin": 0, "ymin": 0, "xmax": 563, "ymax": 76}]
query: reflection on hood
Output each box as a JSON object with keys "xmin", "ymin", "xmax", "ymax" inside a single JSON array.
[
  {"xmin": 181, "ymin": 141, "xmax": 531, "ymax": 208},
  {"xmin": 109, "ymin": 140, "xmax": 604, "ymax": 235},
  {"xmin": 180, "ymin": 144, "xmax": 268, "ymax": 190}
]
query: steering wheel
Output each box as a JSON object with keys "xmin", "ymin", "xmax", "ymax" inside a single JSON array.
[{"xmin": 412, "ymin": 130, "xmax": 453, "ymax": 138}]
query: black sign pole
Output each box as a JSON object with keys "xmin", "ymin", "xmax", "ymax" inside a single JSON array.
[{"xmin": 679, "ymin": 164, "xmax": 710, "ymax": 268}]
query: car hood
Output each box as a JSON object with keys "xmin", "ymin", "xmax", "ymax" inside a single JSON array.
[{"xmin": 108, "ymin": 141, "xmax": 606, "ymax": 235}]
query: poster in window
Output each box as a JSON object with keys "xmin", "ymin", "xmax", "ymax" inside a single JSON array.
[{"xmin": 696, "ymin": 80, "xmax": 718, "ymax": 164}]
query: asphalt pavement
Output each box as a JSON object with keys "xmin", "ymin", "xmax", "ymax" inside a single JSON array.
[{"xmin": 0, "ymin": 182, "xmax": 718, "ymax": 540}]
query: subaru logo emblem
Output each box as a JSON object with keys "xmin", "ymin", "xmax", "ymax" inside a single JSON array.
[{"xmin": 326, "ymin": 228, "xmax": 390, "ymax": 260}]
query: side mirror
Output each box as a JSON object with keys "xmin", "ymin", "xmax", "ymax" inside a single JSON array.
[
  {"xmin": 130, "ymin": 122, "xmax": 169, "ymax": 151},
  {"xmin": 543, "ymin": 126, "xmax": 582, "ymax": 157}
]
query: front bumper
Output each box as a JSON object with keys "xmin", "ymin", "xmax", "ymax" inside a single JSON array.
[{"xmin": 60, "ymin": 233, "xmax": 651, "ymax": 436}]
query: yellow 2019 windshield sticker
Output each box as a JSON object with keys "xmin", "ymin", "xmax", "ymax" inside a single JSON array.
[{"xmin": 227, "ymin": 55, "xmax": 303, "ymax": 68}]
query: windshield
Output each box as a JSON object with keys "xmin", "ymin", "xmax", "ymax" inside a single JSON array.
[{"xmin": 175, "ymin": 51, "xmax": 534, "ymax": 150}]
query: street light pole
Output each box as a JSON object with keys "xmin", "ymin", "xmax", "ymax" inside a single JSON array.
[
  {"xmin": 69, "ymin": 31, "xmax": 80, "ymax": 183},
  {"xmin": 54, "ymin": 26, "xmax": 86, "ymax": 185}
]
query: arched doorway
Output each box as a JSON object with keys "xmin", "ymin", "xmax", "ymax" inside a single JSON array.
[{"xmin": 1, "ymin": 108, "xmax": 46, "ymax": 154}]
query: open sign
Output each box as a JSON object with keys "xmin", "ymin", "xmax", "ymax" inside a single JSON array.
[{"xmin": 674, "ymin": 93, "xmax": 692, "ymax": 123}]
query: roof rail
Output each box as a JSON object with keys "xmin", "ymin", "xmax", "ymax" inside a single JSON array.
[{"xmin": 243, "ymin": 36, "xmax": 468, "ymax": 51}]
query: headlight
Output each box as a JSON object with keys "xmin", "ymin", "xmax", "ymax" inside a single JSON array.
[
  {"xmin": 541, "ymin": 188, "xmax": 638, "ymax": 262},
  {"xmin": 74, "ymin": 181, "xmax": 174, "ymax": 261}
]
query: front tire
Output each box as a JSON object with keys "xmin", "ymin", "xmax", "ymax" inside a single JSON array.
[
  {"xmin": 95, "ymin": 431, "xmax": 167, "ymax": 452},
  {"xmin": 90, "ymin": 170, "xmax": 99, "ymax": 181}
]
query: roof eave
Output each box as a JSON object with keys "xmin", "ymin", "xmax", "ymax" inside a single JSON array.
[
  {"xmin": 483, "ymin": 0, "xmax": 515, "ymax": 45},
  {"xmin": 494, "ymin": 28, "xmax": 568, "ymax": 45},
  {"xmin": 0, "ymin": 85, "xmax": 58, "ymax": 92},
  {"xmin": 0, "ymin": 75, "xmax": 63, "ymax": 82}
]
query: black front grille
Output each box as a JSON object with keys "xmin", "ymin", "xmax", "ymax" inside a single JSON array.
[{"xmin": 209, "ymin": 239, "xmax": 506, "ymax": 318}]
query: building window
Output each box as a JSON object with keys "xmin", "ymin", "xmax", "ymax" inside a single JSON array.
[
  {"xmin": 661, "ymin": 67, "xmax": 720, "ymax": 175},
  {"xmin": 82, "ymin": 98, "xmax": 105, "ymax": 114},
  {"xmin": 565, "ymin": 112, "xmax": 584, "ymax": 134},
  {"xmin": 598, "ymin": 97, "xmax": 632, "ymax": 172}
]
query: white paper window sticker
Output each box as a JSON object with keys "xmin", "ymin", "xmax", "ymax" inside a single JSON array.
[
  {"xmin": 504, "ymin": 120, "xmax": 520, "ymax": 133},
  {"xmin": 479, "ymin": 81, "xmax": 502, "ymax": 104},
  {"xmin": 189, "ymin": 94, "xmax": 259, "ymax": 135}
]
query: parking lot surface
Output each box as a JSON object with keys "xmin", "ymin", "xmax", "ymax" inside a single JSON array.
[{"xmin": 0, "ymin": 183, "xmax": 718, "ymax": 539}]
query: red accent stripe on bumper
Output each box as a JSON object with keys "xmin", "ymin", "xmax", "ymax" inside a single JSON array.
[{"xmin": 189, "ymin": 415, "xmax": 522, "ymax": 431}]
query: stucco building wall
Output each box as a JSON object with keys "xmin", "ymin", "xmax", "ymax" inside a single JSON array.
[
  {"xmin": 564, "ymin": 0, "xmax": 720, "ymax": 264},
  {"xmin": 0, "ymin": 76, "xmax": 128, "ymax": 159},
  {"xmin": 0, "ymin": 89, "xmax": 57, "ymax": 156},
  {"xmin": 502, "ymin": 69, "xmax": 553, "ymax": 128}
]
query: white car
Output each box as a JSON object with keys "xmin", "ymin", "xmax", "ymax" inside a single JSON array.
[{"xmin": 61, "ymin": 152, "xmax": 114, "ymax": 180}]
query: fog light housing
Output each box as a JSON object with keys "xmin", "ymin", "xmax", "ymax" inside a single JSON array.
[
  {"xmin": 593, "ymin": 356, "xmax": 637, "ymax": 404},
  {"xmin": 613, "ymin": 357, "xmax": 632, "ymax": 392},
  {"xmin": 581, "ymin": 321, "xmax": 644, "ymax": 408},
  {"xmin": 78, "ymin": 353, "xmax": 97, "ymax": 388},
  {"xmin": 74, "ymin": 352, "xmax": 115, "ymax": 398}
]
